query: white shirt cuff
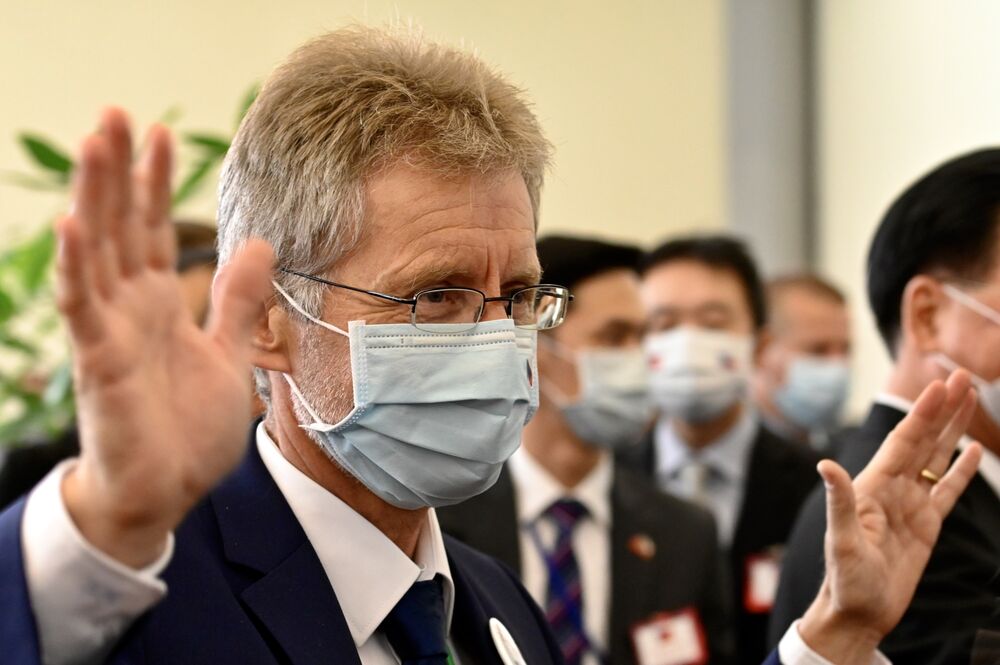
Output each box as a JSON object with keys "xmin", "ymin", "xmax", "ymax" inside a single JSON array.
[
  {"xmin": 21, "ymin": 459, "xmax": 173, "ymax": 665},
  {"xmin": 778, "ymin": 621, "xmax": 891, "ymax": 665}
]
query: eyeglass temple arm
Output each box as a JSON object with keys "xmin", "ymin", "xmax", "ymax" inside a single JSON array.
[{"xmin": 277, "ymin": 268, "xmax": 416, "ymax": 305}]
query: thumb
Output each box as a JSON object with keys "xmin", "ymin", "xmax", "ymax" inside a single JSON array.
[
  {"xmin": 208, "ymin": 239, "xmax": 275, "ymax": 359},
  {"xmin": 820, "ymin": 459, "xmax": 860, "ymax": 556}
]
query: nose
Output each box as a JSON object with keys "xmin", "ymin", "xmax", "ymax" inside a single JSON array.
[{"xmin": 481, "ymin": 299, "xmax": 510, "ymax": 323}]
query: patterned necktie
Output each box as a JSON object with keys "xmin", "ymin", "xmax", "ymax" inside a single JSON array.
[
  {"xmin": 380, "ymin": 576, "xmax": 449, "ymax": 665},
  {"xmin": 543, "ymin": 498, "xmax": 590, "ymax": 665}
]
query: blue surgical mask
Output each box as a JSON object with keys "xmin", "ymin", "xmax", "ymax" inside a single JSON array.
[
  {"xmin": 774, "ymin": 357, "xmax": 850, "ymax": 431},
  {"xmin": 274, "ymin": 282, "xmax": 538, "ymax": 510}
]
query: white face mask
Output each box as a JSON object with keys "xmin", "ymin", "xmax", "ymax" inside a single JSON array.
[
  {"xmin": 542, "ymin": 341, "xmax": 654, "ymax": 450},
  {"xmin": 644, "ymin": 327, "xmax": 755, "ymax": 423},
  {"xmin": 935, "ymin": 284, "xmax": 1000, "ymax": 427}
]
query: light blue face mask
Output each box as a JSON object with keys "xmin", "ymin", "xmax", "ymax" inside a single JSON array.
[
  {"xmin": 774, "ymin": 357, "xmax": 850, "ymax": 431},
  {"xmin": 274, "ymin": 282, "xmax": 539, "ymax": 510}
]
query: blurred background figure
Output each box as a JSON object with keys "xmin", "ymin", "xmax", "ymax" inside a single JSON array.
[
  {"xmin": 619, "ymin": 235, "xmax": 818, "ymax": 665},
  {"xmin": 753, "ymin": 274, "xmax": 852, "ymax": 453},
  {"xmin": 771, "ymin": 149, "xmax": 1000, "ymax": 664},
  {"xmin": 0, "ymin": 221, "xmax": 220, "ymax": 509},
  {"xmin": 440, "ymin": 235, "xmax": 735, "ymax": 665}
]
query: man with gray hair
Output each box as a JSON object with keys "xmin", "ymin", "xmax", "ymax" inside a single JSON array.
[{"xmin": 0, "ymin": 26, "xmax": 984, "ymax": 665}]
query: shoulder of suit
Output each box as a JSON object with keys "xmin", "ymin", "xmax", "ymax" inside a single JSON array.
[
  {"xmin": 755, "ymin": 425, "xmax": 822, "ymax": 469},
  {"xmin": 443, "ymin": 533, "xmax": 522, "ymax": 586}
]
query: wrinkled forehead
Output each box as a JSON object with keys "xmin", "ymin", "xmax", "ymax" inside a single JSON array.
[{"xmin": 333, "ymin": 164, "xmax": 540, "ymax": 292}]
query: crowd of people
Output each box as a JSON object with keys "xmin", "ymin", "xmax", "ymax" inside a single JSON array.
[{"xmin": 0, "ymin": 24, "xmax": 996, "ymax": 665}]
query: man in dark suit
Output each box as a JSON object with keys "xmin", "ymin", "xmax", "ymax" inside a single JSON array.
[
  {"xmin": 0, "ymin": 221, "xmax": 220, "ymax": 511},
  {"xmin": 0, "ymin": 26, "xmax": 985, "ymax": 665},
  {"xmin": 439, "ymin": 236, "xmax": 734, "ymax": 665},
  {"xmin": 619, "ymin": 236, "xmax": 821, "ymax": 665},
  {"xmin": 770, "ymin": 149, "xmax": 1000, "ymax": 665}
]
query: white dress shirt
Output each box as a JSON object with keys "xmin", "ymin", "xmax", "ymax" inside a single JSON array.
[
  {"xmin": 654, "ymin": 407, "xmax": 758, "ymax": 548},
  {"xmin": 18, "ymin": 423, "xmax": 870, "ymax": 665},
  {"xmin": 508, "ymin": 447, "xmax": 612, "ymax": 665}
]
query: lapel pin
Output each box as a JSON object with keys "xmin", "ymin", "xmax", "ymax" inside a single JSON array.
[
  {"xmin": 490, "ymin": 617, "xmax": 527, "ymax": 665},
  {"xmin": 628, "ymin": 533, "xmax": 656, "ymax": 561}
]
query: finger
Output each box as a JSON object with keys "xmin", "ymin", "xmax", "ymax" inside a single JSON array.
[
  {"xmin": 820, "ymin": 459, "xmax": 860, "ymax": 557},
  {"xmin": 923, "ymin": 388, "xmax": 977, "ymax": 477},
  {"xmin": 72, "ymin": 134, "xmax": 118, "ymax": 298},
  {"xmin": 207, "ymin": 239, "xmax": 275, "ymax": 362},
  {"xmin": 869, "ymin": 380, "xmax": 946, "ymax": 476},
  {"xmin": 931, "ymin": 442, "xmax": 983, "ymax": 516},
  {"xmin": 135, "ymin": 125, "xmax": 176, "ymax": 270},
  {"xmin": 55, "ymin": 215, "xmax": 105, "ymax": 345},
  {"xmin": 907, "ymin": 371, "xmax": 974, "ymax": 474},
  {"xmin": 100, "ymin": 108, "xmax": 140, "ymax": 275}
]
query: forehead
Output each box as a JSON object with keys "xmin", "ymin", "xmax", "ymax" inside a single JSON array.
[
  {"xmin": 334, "ymin": 164, "xmax": 539, "ymax": 287},
  {"xmin": 641, "ymin": 259, "xmax": 750, "ymax": 312},
  {"xmin": 565, "ymin": 269, "xmax": 644, "ymax": 324},
  {"xmin": 772, "ymin": 287, "xmax": 847, "ymax": 326}
]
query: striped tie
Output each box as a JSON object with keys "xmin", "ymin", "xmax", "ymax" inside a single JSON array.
[{"xmin": 543, "ymin": 498, "xmax": 589, "ymax": 665}]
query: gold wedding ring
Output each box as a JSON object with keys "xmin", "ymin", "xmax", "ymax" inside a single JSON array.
[{"xmin": 920, "ymin": 468, "xmax": 941, "ymax": 485}]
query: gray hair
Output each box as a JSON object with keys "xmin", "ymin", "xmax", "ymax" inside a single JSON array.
[{"xmin": 216, "ymin": 25, "xmax": 552, "ymax": 406}]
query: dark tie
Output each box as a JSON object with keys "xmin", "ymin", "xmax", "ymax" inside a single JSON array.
[
  {"xmin": 544, "ymin": 498, "xmax": 590, "ymax": 665},
  {"xmin": 380, "ymin": 576, "xmax": 449, "ymax": 665}
]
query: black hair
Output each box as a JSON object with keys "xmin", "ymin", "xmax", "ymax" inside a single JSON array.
[
  {"xmin": 867, "ymin": 148, "xmax": 1000, "ymax": 354},
  {"xmin": 536, "ymin": 235, "xmax": 642, "ymax": 291},
  {"xmin": 639, "ymin": 235, "xmax": 767, "ymax": 329}
]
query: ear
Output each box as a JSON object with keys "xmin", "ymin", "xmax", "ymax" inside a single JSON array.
[
  {"xmin": 900, "ymin": 275, "xmax": 944, "ymax": 354},
  {"xmin": 249, "ymin": 295, "xmax": 294, "ymax": 373}
]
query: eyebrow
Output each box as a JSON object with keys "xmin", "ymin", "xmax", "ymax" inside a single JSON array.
[{"xmin": 382, "ymin": 264, "xmax": 543, "ymax": 296}]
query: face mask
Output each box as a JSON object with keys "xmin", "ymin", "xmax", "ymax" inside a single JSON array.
[
  {"xmin": 274, "ymin": 282, "xmax": 539, "ymax": 510},
  {"xmin": 644, "ymin": 328, "xmax": 754, "ymax": 423},
  {"xmin": 935, "ymin": 284, "xmax": 1000, "ymax": 427},
  {"xmin": 542, "ymin": 341, "xmax": 654, "ymax": 450},
  {"xmin": 774, "ymin": 357, "xmax": 850, "ymax": 431}
]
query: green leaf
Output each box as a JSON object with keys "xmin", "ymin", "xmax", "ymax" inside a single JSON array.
[
  {"xmin": 18, "ymin": 228, "xmax": 56, "ymax": 294},
  {"xmin": 0, "ymin": 287, "xmax": 14, "ymax": 322},
  {"xmin": 172, "ymin": 157, "xmax": 217, "ymax": 207},
  {"xmin": 0, "ymin": 171, "xmax": 69, "ymax": 192},
  {"xmin": 43, "ymin": 362, "xmax": 73, "ymax": 406},
  {"xmin": 158, "ymin": 106, "xmax": 184, "ymax": 126},
  {"xmin": 0, "ymin": 330, "xmax": 38, "ymax": 356},
  {"xmin": 236, "ymin": 83, "xmax": 259, "ymax": 128},
  {"xmin": 18, "ymin": 134, "xmax": 73, "ymax": 179},
  {"xmin": 183, "ymin": 133, "xmax": 230, "ymax": 156}
]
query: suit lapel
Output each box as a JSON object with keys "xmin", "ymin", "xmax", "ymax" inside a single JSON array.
[
  {"xmin": 211, "ymin": 431, "xmax": 360, "ymax": 665},
  {"xmin": 448, "ymin": 549, "xmax": 505, "ymax": 665},
  {"xmin": 609, "ymin": 469, "xmax": 656, "ymax": 659}
]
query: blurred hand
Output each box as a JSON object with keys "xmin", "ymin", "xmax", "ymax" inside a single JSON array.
[
  {"xmin": 59, "ymin": 109, "xmax": 274, "ymax": 567},
  {"xmin": 799, "ymin": 370, "xmax": 982, "ymax": 663}
]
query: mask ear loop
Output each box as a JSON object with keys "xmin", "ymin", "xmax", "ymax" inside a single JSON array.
[
  {"xmin": 282, "ymin": 374, "xmax": 329, "ymax": 431},
  {"xmin": 271, "ymin": 280, "xmax": 349, "ymax": 337},
  {"xmin": 942, "ymin": 283, "xmax": 1000, "ymax": 326}
]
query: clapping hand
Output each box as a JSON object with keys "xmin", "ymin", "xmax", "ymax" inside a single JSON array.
[
  {"xmin": 59, "ymin": 109, "xmax": 274, "ymax": 567},
  {"xmin": 799, "ymin": 370, "xmax": 982, "ymax": 663}
]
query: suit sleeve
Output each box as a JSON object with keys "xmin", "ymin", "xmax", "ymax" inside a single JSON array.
[
  {"xmin": 0, "ymin": 495, "xmax": 43, "ymax": 665},
  {"xmin": 4, "ymin": 461, "xmax": 171, "ymax": 665}
]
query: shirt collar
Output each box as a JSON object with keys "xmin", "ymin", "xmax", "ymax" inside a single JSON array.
[
  {"xmin": 874, "ymin": 391, "xmax": 1000, "ymax": 499},
  {"xmin": 255, "ymin": 423, "xmax": 454, "ymax": 648},
  {"xmin": 507, "ymin": 446, "xmax": 613, "ymax": 527},
  {"xmin": 654, "ymin": 405, "xmax": 758, "ymax": 483}
]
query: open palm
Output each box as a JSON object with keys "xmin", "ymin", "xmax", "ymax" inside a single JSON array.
[
  {"xmin": 59, "ymin": 109, "xmax": 273, "ymax": 566},
  {"xmin": 801, "ymin": 371, "xmax": 982, "ymax": 659}
]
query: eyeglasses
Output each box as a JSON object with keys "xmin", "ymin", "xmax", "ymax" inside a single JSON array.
[{"xmin": 279, "ymin": 268, "xmax": 573, "ymax": 332}]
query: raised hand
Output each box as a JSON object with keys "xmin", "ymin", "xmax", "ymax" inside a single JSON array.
[
  {"xmin": 58, "ymin": 109, "xmax": 274, "ymax": 567},
  {"xmin": 799, "ymin": 370, "xmax": 982, "ymax": 663}
]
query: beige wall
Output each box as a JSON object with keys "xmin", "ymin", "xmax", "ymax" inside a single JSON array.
[
  {"xmin": 816, "ymin": 0, "xmax": 1000, "ymax": 417},
  {"xmin": 0, "ymin": 0, "xmax": 726, "ymax": 249}
]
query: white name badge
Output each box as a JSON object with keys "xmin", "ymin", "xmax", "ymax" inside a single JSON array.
[
  {"xmin": 744, "ymin": 549, "xmax": 783, "ymax": 613},
  {"xmin": 630, "ymin": 608, "xmax": 707, "ymax": 665}
]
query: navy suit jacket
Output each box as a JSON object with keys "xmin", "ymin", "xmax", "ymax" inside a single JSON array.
[{"xmin": 0, "ymin": 428, "xmax": 789, "ymax": 665}]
